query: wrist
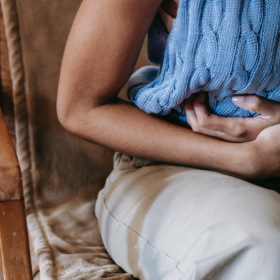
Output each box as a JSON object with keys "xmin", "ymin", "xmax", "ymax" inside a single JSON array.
[
  {"xmin": 217, "ymin": 142, "xmax": 257, "ymax": 180},
  {"xmin": 237, "ymin": 142, "xmax": 259, "ymax": 179},
  {"xmin": 235, "ymin": 140, "xmax": 273, "ymax": 180}
]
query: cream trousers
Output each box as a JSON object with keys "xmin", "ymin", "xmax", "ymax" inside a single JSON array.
[{"xmin": 95, "ymin": 152, "xmax": 280, "ymax": 280}]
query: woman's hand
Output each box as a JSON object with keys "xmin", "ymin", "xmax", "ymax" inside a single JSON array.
[{"xmin": 185, "ymin": 92, "xmax": 280, "ymax": 143}]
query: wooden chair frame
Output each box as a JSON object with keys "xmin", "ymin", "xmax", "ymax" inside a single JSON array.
[{"xmin": 0, "ymin": 107, "xmax": 32, "ymax": 279}]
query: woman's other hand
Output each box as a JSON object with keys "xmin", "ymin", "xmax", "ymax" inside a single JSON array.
[{"xmin": 185, "ymin": 92, "xmax": 280, "ymax": 143}]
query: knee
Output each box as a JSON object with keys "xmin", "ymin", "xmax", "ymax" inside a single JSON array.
[
  {"xmin": 197, "ymin": 207, "xmax": 280, "ymax": 279},
  {"xmin": 235, "ymin": 192, "xmax": 280, "ymax": 277},
  {"xmin": 237, "ymin": 188, "xmax": 280, "ymax": 244},
  {"xmin": 217, "ymin": 187, "xmax": 280, "ymax": 264},
  {"xmin": 254, "ymin": 208, "xmax": 280, "ymax": 255},
  {"xmin": 243, "ymin": 227, "xmax": 280, "ymax": 278}
]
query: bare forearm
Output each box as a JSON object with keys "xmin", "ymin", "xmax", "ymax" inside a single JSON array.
[
  {"xmin": 66, "ymin": 98, "xmax": 250, "ymax": 178},
  {"xmin": 57, "ymin": 0, "xmax": 254, "ymax": 180}
]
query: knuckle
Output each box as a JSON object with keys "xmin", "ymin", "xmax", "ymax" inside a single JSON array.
[
  {"xmin": 197, "ymin": 117, "xmax": 207, "ymax": 128},
  {"xmin": 232, "ymin": 124, "xmax": 246, "ymax": 138},
  {"xmin": 250, "ymin": 96, "xmax": 263, "ymax": 111},
  {"xmin": 192, "ymin": 124, "xmax": 201, "ymax": 133}
]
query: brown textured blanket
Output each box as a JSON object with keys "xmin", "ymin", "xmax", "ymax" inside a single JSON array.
[{"xmin": 0, "ymin": 0, "xmax": 149, "ymax": 278}]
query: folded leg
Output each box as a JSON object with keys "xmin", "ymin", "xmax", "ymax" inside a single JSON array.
[{"xmin": 96, "ymin": 153, "xmax": 280, "ymax": 280}]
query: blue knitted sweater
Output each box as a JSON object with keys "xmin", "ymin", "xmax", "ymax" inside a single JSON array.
[{"xmin": 128, "ymin": 0, "xmax": 280, "ymax": 126}]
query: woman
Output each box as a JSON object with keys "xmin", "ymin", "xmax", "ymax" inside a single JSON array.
[{"xmin": 57, "ymin": 0, "xmax": 280, "ymax": 279}]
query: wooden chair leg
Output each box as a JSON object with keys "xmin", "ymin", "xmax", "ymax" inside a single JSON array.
[{"xmin": 0, "ymin": 200, "xmax": 32, "ymax": 280}]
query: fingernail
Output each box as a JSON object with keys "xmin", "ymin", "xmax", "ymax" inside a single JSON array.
[{"xmin": 232, "ymin": 96, "xmax": 245, "ymax": 104}]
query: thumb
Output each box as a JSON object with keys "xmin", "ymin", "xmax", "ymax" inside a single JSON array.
[{"xmin": 232, "ymin": 95, "xmax": 279, "ymax": 117}]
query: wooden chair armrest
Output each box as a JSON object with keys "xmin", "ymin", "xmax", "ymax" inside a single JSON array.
[
  {"xmin": 0, "ymin": 107, "xmax": 22, "ymax": 201},
  {"xmin": 0, "ymin": 110, "xmax": 32, "ymax": 279}
]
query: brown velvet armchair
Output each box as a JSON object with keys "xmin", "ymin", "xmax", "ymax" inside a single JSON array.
[{"xmin": 1, "ymin": 0, "xmax": 280, "ymax": 279}]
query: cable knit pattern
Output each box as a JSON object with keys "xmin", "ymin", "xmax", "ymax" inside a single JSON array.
[{"xmin": 128, "ymin": 0, "xmax": 280, "ymax": 125}]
